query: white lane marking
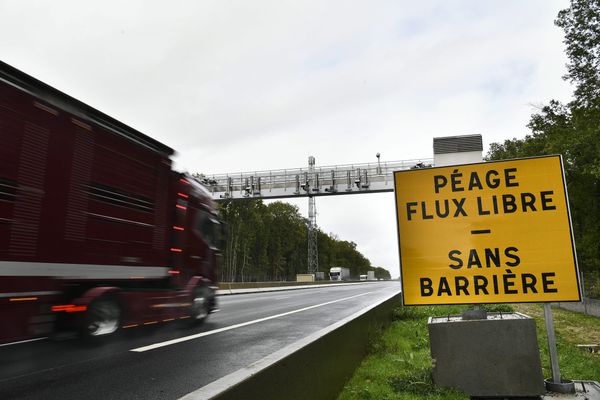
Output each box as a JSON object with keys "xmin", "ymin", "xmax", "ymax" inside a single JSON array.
[
  {"xmin": 130, "ymin": 291, "xmax": 373, "ymax": 353},
  {"xmin": 178, "ymin": 288, "xmax": 401, "ymax": 400},
  {"xmin": 0, "ymin": 337, "xmax": 47, "ymax": 348}
]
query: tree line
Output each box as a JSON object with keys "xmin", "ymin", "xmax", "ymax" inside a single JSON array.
[
  {"xmin": 217, "ymin": 199, "xmax": 391, "ymax": 282},
  {"xmin": 486, "ymin": 0, "xmax": 600, "ymax": 297}
]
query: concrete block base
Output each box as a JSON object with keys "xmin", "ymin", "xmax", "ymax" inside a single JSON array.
[{"xmin": 428, "ymin": 312, "xmax": 545, "ymax": 397}]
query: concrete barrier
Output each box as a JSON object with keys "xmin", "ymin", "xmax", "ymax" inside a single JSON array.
[
  {"xmin": 216, "ymin": 281, "xmax": 381, "ymax": 296},
  {"xmin": 180, "ymin": 290, "xmax": 402, "ymax": 400}
]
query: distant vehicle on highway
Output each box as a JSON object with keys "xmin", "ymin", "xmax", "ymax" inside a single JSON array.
[
  {"xmin": 359, "ymin": 274, "xmax": 368, "ymax": 281},
  {"xmin": 0, "ymin": 61, "xmax": 222, "ymax": 344},
  {"xmin": 329, "ymin": 267, "xmax": 350, "ymax": 281}
]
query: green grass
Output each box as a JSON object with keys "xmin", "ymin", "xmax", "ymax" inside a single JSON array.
[
  {"xmin": 338, "ymin": 303, "xmax": 600, "ymax": 400},
  {"xmin": 338, "ymin": 305, "xmax": 469, "ymax": 400},
  {"xmin": 514, "ymin": 304, "xmax": 600, "ymax": 381}
]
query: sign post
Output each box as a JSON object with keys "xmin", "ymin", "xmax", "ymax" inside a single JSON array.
[
  {"xmin": 544, "ymin": 303, "xmax": 561, "ymax": 383},
  {"xmin": 393, "ymin": 155, "xmax": 581, "ymax": 391}
]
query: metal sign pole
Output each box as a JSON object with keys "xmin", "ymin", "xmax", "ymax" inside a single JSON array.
[{"xmin": 543, "ymin": 303, "xmax": 561, "ymax": 383}]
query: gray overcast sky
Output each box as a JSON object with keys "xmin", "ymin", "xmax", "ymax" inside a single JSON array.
[{"xmin": 1, "ymin": 0, "xmax": 573, "ymax": 278}]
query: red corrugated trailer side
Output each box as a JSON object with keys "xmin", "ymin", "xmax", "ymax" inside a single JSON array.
[{"xmin": 0, "ymin": 61, "xmax": 220, "ymax": 343}]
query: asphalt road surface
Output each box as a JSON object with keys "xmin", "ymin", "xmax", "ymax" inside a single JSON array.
[{"xmin": 0, "ymin": 281, "xmax": 401, "ymax": 400}]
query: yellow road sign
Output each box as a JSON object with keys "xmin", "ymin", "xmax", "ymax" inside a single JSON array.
[{"xmin": 393, "ymin": 155, "xmax": 581, "ymax": 305}]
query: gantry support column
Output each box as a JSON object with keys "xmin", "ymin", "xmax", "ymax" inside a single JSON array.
[{"xmin": 307, "ymin": 156, "xmax": 318, "ymax": 275}]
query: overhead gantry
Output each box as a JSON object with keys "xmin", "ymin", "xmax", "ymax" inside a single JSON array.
[
  {"xmin": 202, "ymin": 157, "xmax": 433, "ymax": 201},
  {"xmin": 199, "ymin": 156, "xmax": 433, "ymax": 277},
  {"xmin": 199, "ymin": 134, "xmax": 482, "ymax": 278}
]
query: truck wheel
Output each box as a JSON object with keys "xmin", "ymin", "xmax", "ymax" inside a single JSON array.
[
  {"xmin": 190, "ymin": 286, "xmax": 210, "ymax": 323},
  {"xmin": 83, "ymin": 297, "xmax": 121, "ymax": 338}
]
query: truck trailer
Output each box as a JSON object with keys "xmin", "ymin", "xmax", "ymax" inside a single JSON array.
[
  {"xmin": 0, "ymin": 61, "xmax": 221, "ymax": 343},
  {"xmin": 329, "ymin": 267, "xmax": 350, "ymax": 281}
]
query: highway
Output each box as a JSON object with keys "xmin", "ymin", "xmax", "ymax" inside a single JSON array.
[{"xmin": 0, "ymin": 281, "xmax": 401, "ymax": 400}]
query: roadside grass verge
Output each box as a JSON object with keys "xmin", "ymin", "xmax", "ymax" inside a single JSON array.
[
  {"xmin": 337, "ymin": 305, "xmax": 469, "ymax": 400},
  {"xmin": 514, "ymin": 303, "xmax": 600, "ymax": 381},
  {"xmin": 338, "ymin": 304, "xmax": 600, "ymax": 400}
]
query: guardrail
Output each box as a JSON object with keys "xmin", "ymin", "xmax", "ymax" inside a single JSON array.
[{"xmin": 555, "ymin": 297, "xmax": 600, "ymax": 318}]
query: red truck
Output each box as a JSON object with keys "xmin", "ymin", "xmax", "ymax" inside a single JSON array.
[{"xmin": 0, "ymin": 61, "xmax": 221, "ymax": 343}]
